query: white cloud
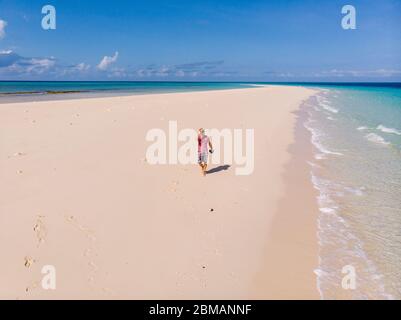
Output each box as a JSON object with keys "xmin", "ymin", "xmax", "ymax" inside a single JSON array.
[
  {"xmin": 0, "ymin": 19, "xmax": 7, "ymax": 39},
  {"xmin": 0, "ymin": 49, "xmax": 94, "ymax": 79},
  {"xmin": 133, "ymin": 61, "xmax": 226, "ymax": 79},
  {"xmin": 59, "ymin": 62, "xmax": 91, "ymax": 76},
  {"xmin": 108, "ymin": 67, "xmax": 127, "ymax": 78},
  {"xmin": 0, "ymin": 50, "xmax": 57, "ymax": 76},
  {"xmin": 97, "ymin": 51, "xmax": 119, "ymax": 70},
  {"xmin": 74, "ymin": 62, "xmax": 90, "ymax": 72},
  {"xmin": 156, "ymin": 65, "xmax": 170, "ymax": 77},
  {"xmin": 16, "ymin": 57, "xmax": 56, "ymax": 74}
]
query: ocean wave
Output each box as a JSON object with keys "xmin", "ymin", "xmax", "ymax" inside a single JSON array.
[
  {"xmin": 316, "ymin": 95, "xmax": 339, "ymax": 114},
  {"xmin": 321, "ymin": 103, "xmax": 339, "ymax": 114},
  {"xmin": 377, "ymin": 124, "xmax": 401, "ymax": 136},
  {"xmin": 310, "ymin": 172, "xmax": 394, "ymax": 299},
  {"xmin": 344, "ymin": 186, "xmax": 365, "ymax": 196},
  {"xmin": 319, "ymin": 207, "xmax": 337, "ymax": 214},
  {"xmin": 307, "ymin": 93, "xmax": 397, "ymax": 299},
  {"xmin": 365, "ymin": 133, "xmax": 391, "ymax": 146},
  {"xmin": 304, "ymin": 120, "xmax": 344, "ymax": 159}
]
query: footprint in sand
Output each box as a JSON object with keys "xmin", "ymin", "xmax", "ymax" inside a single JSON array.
[
  {"xmin": 23, "ymin": 216, "xmax": 46, "ymax": 294},
  {"xmin": 87, "ymin": 261, "xmax": 99, "ymax": 284},
  {"xmin": 88, "ymin": 261, "xmax": 99, "ymax": 273},
  {"xmin": 169, "ymin": 180, "xmax": 179, "ymax": 192},
  {"xmin": 24, "ymin": 257, "xmax": 39, "ymax": 294},
  {"xmin": 24, "ymin": 256, "xmax": 35, "ymax": 268},
  {"xmin": 13, "ymin": 152, "xmax": 26, "ymax": 157},
  {"xmin": 65, "ymin": 215, "xmax": 96, "ymax": 242},
  {"xmin": 33, "ymin": 215, "xmax": 47, "ymax": 246},
  {"xmin": 65, "ymin": 215, "xmax": 101, "ymax": 287},
  {"xmin": 174, "ymin": 271, "xmax": 189, "ymax": 289},
  {"xmin": 25, "ymin": 281, "xmax": 39, "ymax": 293},
  {"xmin": 101, "ymin": 287, "xmax": 115, "ymax": 296},
  {"xmin": 83, "ymin": 248, "xmax": 92, "ymax": 257}
]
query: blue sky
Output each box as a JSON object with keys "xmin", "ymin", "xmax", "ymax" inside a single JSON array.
[{"xmin": 0, "ymin": 0, "xmax": 400, "ymax": 81}]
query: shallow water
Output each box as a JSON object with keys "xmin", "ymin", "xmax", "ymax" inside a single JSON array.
[
  {"xmin": 0, "ymin": 81, "xmax": 257, "ymax": 103},
  {"xmin": 305, "ymin": 86, "xmax": 401, "ymax": 299}
]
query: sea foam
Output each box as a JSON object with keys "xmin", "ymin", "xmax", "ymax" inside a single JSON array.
[
  {"xmin": 304, "ymin": 120, "xmax": 344, "ymax": 159},
  {"xmin": 321, "ymin": 103, "xmax": 339, "ymax": 114},
  {"xmin": 365, "ymin": 133, "xmax": 390, "ymax": 146},
  {"xmin": 377, "ymin": 124, "xmax": 401, "ymax": 136}
]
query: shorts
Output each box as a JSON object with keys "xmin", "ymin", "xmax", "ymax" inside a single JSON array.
[{"xmin": 198, "ymin": 152, "xmax": 208, "ymax": 164}]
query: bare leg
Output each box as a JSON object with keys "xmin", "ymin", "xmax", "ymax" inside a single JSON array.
[{"xmin": 199, "ymin": 163, "xmax": 207, "ymax": 176}]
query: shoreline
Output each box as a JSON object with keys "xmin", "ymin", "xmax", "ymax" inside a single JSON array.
[
  {"xmin": 0, "ymin": 86, "xmax": 319, "ymax": 299},
  {"xmin": 302, "ymin": 88, "xmax": 401, "ymax": 300},
  {"xmin": 251, "ymin": 97, "xmax": 320, "ymax": 299},
  {"xmin": 0, "ymin": 83, "xmax": 259, "ymax": 105},
  {"xmin": 0, "ymin": 88, "xmax": 247, "ymax": 104}
]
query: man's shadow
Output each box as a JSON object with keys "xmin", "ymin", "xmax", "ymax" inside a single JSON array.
[{"xmin": 206, "ymin": 165, "xmax": 231, "ymax": 175}]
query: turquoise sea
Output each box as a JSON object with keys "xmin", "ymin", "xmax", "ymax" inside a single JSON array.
[
  {"xmin": 1, "ymin": 81, "xmax": 399, "ymax": 97},
  {"xmin": 304, "ymin": 84, "xmax": 401, "ymax": 299},
  {"xmin": 1, "ymin": 81, "xmax": 400, "ymax": 299},
  {"xmin": 0, "ymin": 81, "xmax": 254, "ymax": 101}
]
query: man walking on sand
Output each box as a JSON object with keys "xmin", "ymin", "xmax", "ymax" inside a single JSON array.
[{"xmin": 198, "ymin": 128, "xmax": 213, "ymax": 176}]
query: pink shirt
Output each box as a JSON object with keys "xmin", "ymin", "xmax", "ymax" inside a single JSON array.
[{"xmin": 198, "ymin": 135, "xmax": 209, "ymax": 154}]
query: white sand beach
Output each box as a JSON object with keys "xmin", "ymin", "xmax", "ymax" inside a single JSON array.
[{"xmin": 0, "ymin": 86, "xmax": 319, "ymax": 299}]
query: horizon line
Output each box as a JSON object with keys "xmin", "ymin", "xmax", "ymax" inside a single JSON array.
[{"xmin": 1, "ymin": 80, "xmax": 401, "ymax": 84}]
